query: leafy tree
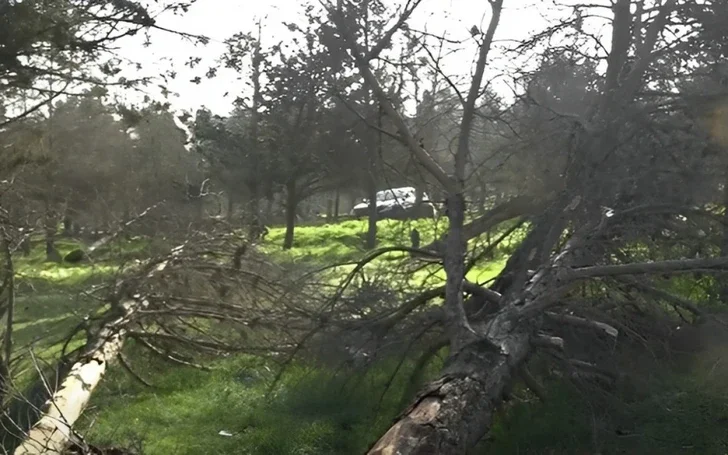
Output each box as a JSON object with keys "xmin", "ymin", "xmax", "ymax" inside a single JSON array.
[
  {"xmin": 262, "ymin": 25, "xmax": 335, "ymax": 249},
  {"xmin": 0, "ymin": 0, "xmax": 199, "ymax": 128}
]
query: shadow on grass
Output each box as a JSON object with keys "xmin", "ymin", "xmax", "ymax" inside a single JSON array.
[
  {"xmin": 485, "ymin": 375, "xmax": 728, "ymax": 455},
  {"xmin": 82, "ymin": 353, "xmax": 438, "ymax": 455},
  {"xmin": 82, "ymin": 348, "xmax": 728, "ymax": 455}
]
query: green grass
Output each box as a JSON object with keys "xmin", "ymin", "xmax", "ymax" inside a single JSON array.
[
  {"xmin": 262, "ymin": 218, "xmax": 449, "ymax": 262},
  {"xmin": 82, "ymin": 352, "xmax": 442, "ymax": 455},
  {"xmin": 262, "ymin": 218, "xmax": 517, "ymax": 294},
  {"xmin": 10, "ymin": 219, "xmax": 728, "ymax": 454},
  {"xmin": 8, "ymin": 236, "xmax": 132, "ymax": 386},
  {"xmin": 486, "ymin": 376, "xmax": 728, "ymax": 454}
]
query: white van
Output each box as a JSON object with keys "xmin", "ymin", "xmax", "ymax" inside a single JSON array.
[{"xmin": 350, "ymin": 187, "xmax": 436, "ymax": 219}]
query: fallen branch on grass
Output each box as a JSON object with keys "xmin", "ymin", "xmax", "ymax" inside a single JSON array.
[{"xmin": 13, "ymin": 245, "xmax": 185, "ymax": 454}]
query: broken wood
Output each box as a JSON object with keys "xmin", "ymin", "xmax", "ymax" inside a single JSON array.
[
  {"xmin": 14, "ymin": 330, "xmax": 125, "ymax": 455},
  {"xmin": 13, "ymin": 247, "xmax": 182, "ymax": 454},
  {"xmin": 367, "ymin": 319, "xmax": 531, "ymax": 454}
]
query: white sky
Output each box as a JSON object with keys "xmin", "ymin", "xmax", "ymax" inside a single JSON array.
[{"xmin": 113, "ymin": 0, "xmax": 577, "ymax": 117}]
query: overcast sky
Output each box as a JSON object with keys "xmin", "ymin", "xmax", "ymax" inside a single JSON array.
[{"xmin": 113, "ymin": 0, "xmax": 579, "ymax": 117}]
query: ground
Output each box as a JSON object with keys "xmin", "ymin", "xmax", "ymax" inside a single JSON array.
[{"xmin": 10, "ymin": 220, "xmax": 728, "ymax": 454}]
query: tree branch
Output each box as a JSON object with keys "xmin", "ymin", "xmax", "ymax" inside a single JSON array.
[
  {"xmin": 455, "ymin": 0, "xmax": 503, "ymax": 183},
  {"xmin": 324, "ymin": 3, "xmax": 455, "ymax": 192},
  {"xmin": 545, "ymin": 311, "xmax": 618, "ymax": 339},
  {"xmin": 570, "ymin": 257, "xmax": 728, "ymax": 280},
  {"xmin": 364, "ymin": 0, "xmax": 424, "ymax": 62}
]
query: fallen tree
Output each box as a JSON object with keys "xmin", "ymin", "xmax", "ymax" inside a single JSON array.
[
  {"xmin": 317, "ymin": 0, "xmax": 728, "ymax": 452},
  {"xmin": 13, "ymin": 247, "xmax": 184, "ymax": 454},
  {"xmin": 9, "ymin": 231, "xmax": 285, "ymax": 454}
]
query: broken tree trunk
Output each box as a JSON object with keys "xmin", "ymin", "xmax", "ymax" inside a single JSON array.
[
  {"xmin": 367, "ymin": 316, "xmax": 531, "ymax": 454},
  {"xmin": 367, "ymin": 212, "xmax": 586, "ymax": 454},
  {"xmin": 13, "ymin": 251, "xmax": 179, "ymax": 454},
  {"xmin": 13, "ymin": 330, "xmax": 125, "ymax": 455}
]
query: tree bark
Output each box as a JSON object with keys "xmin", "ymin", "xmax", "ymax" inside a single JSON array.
[
  {"xmin": 283, "ymin": 181, "xmax": 297, "ymax": 250},
  {"xmin": 0, "ymin": 230, "xmax": 14, "ymax": 395},
  {"xmin": 367, "ymin": 315, "xmax": 531, "ymax": 454},
  {"xmin": 13, "ymin": 331, "xmax": 125, "ymax": 455},
  {"xmin": 13, "ymin": 249, "xmax": 180, "ymax": 454},
  {"xmin": 443, "ymin": 193, "xmax": 470, "ymax": 350},
  {"xmin": 62, "ymin": 216, "xmax": 74, "ymax": 237},
  {"xmin": 334, "ymin": 189, "xmax": 340, "ymax": 222},
  {"xmin": 366, "ymin": 177, "xmax": 378, "ymax": 250}
]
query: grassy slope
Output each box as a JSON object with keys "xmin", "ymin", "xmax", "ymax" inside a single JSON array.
[{"xmin": 11, "ymin": 221, "xmax": 728, "ymax": 454}]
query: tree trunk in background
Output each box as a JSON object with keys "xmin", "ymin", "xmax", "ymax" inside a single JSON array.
[
  {"xmin": 334, "ymin": 189, "xmax": 340, "ymax": 222},
  {"xmin": 283, "ymin": 182, "xmax": 297, "ymax": 250},
  {"xmin": 265, "ymin": 192, "xmax": 275, "ymax": 221},
  {"xmin": 478, "ymin": 179, "xmax": 488, "ymax": 214},
  {"xmin": 366, "ymin": 177, "xmax": 378, "ymax": 250},
  {"xmin": 326, "ymin": 198, "xmax": 333, "ymax": 222},
  {"xmin": 247, "ymin": 22, "xmax": 263, "ymax": 235},
  {"xmin": 720, "ymin": 175, "xmax": 728, "ymax": 302},
  {"xmin": 249, "ymin": 190, "xmax": 260, "ymax": 226},
  {"xmin": 0, "ymin": 231, "xmax": 15, "ymax": 397},
  {"xmin": 44, "ymin": 203, "xmax": 61, "ymax": 263},
  {"xmin": 227, "ymin": 192, "xmax": 235, "ymax": 220},
  {"xmin": 62, "ymin": 215, "xmax": 74, "ymax": 236}
]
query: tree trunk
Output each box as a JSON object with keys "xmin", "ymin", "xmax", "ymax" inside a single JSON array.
[
  {"xmin": 283, "ymin": 182, "xmax": 297, "ymax": 250},
  {"xmin": 366, "ymin": 177, "xmax": 378, "ymax": 250},
  {"xmin": 227, "ymin": 192, "xmax": 235, "ymax": 219},
  {"xmin": 0, "ymin": 231, "xmax": 14, "ymax": 395},
  {"xmin": 367, "ymin": 317, "xmax": 531, "ymax": 454},
  {"xmin": 13, "ymin": 331, "xmax": 125, "ymax": 455},
  {"xmin": 326, "ymin": 198, "xmax": 333, "ymax": 222},
  {"xmin": 367, "ymin": 216, "xmax": 578, "ymax": 454},
  {"xmin": 334, "ymin": 189, "xmax": 340, "ymax": 222},
  {"xmin": 265, "ymin": 192, "xmax": 275, "ymax": 221},
  {"xmin": 443, "ymin": 193, "xmax": 470, "ymax": 350},
  {"xmin": 45, "ymin": 226, "xmax": 61, "ymax": 263},
  {"xmin": 62, "ymin": 216, "xmax": 74, "ymax": 237},
  {"xmin": 720, "ymin": 176, "xmax": 728, "ymax": 301}
]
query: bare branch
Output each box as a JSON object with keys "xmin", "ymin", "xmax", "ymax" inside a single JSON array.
[
  {"xmin": 323, "ymin": 2, "xmax": 455, "ymax": 192},
  {"xmin": 424, "ymin": 196, "xmax": 540, "ymax": 252},
  {"xmin": 117, "ymin": 353, "xmax": 153, "ymax": 388},
  {"xmin": 570, "ymin": 257, "xmax": 728, "ymax": 280},
  {"xmin": 545, "ymin": 312, "xmax": 619, "ymax": 339},
  {"xmin": 617, "ymin": 277, "xmax": 702, "ymax": 316},
  {"xmin": 455, "ymin": 0, "xmax": 503, "ymax": 183},
  {"xmin": 532, "ymin": 334, "xmax": 565, "ymax": 351},
  {"xmin": 364, "ymin": 0, "xmax": 425, "ymax": 62}
]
